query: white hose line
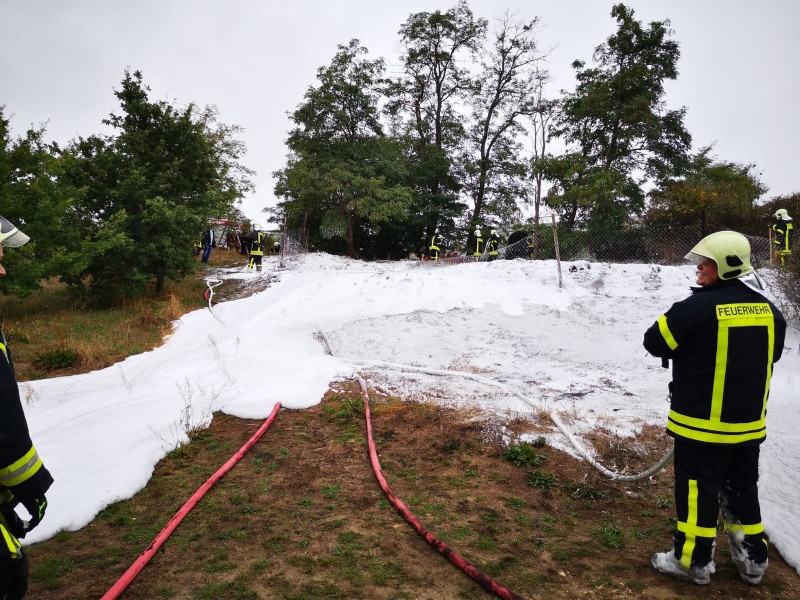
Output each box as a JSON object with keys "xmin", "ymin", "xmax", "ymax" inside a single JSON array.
[{"xmin": 344, "ymin": 358, "xmax": 673, "ymax": 482}]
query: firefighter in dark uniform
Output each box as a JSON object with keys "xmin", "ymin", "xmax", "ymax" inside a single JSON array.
[
  {"xmin": 772, "ymin": 208, "xmax": 793, "ymax": 267},
  {"xmin": 472, "ymin": 228, "xmax": 484, "ymax": 261},
  {"xmin": 248, "ymin": 230, "xmax": 265, "ymax": 272},
  {"xmin": 486, "ymin": 230, "xmax": 501, "ymax": 261},
  {"xmin": 644, "ymin": 231, "xmax": 786, "ymax": 586},
  {"xmin": 428, "ymin": 232, "xmax": 443, "ymax": 261},
  {"xmin": 0, "ymin": 215, "xmax": 54, "ymax": 599}
]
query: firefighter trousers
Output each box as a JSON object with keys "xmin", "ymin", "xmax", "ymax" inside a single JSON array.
[{"xmin": 672, "ymin": 440, "xmax": 767, "ymax": 569}]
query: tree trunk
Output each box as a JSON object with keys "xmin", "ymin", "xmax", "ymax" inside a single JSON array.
[{"xmin": 155, "ymin": 273, "xmax": 165, "ymax": 294}]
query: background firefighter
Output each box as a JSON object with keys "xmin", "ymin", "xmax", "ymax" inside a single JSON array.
[{"xmin": 772, "ymin": 208, "xmax": 793, "ymax": 266}]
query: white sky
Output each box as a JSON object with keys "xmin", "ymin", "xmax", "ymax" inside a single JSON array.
[
  {"xmin": 1, "ymin": 0, "xmax": 799, "ymax": 220},
  {"xmin": 15, "ymin": 251, "xmax": 800, "ymax": 580}
]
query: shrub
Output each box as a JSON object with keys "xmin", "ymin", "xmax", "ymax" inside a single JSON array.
[{"xmin": 32, "ymin": 349, "xmax": 79, "ymax": 371}]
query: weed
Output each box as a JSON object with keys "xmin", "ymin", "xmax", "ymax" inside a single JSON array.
[
  {"xmin": 598, "ymin": 520, "xmax": 626, "ymax": 549},
  {"xmin": 527, "ymin": 469, "xmax": 557, "ymax": 489},
  {"xmin": 321, "ymin": 484, "xmax": 341, "ymax": 500},
  {"xmin": 655, "ymin": 495, "xmax": 673, "ymax": 508},
  {"xmin": 504, "ymin": 442, "xmax": 546, "ymax": 468},
  {"xmin": 566, "ymin": 476, "xmax": 610, "ymax": 503},
  {"xmin": 32, "ymin": 348, "xmax": 78, "ymax": 371}
]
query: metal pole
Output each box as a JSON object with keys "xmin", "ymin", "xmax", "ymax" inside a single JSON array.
[
  {"xmin": 768, "ymin": 226, "xmax": 773, "ymax": 267},
  {"xmin": 551, "ymin": 214, "xmax": 562, "ymax": 288}
]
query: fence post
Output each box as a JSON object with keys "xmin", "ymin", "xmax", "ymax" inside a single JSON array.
[
  {"xmin": 280, "ymin": 213, "xmax": 286, "ymax": 269},
  {"xmin": 551, "ymin": 214, "xmax": 562, "ymax": 288},
  {"xmin": 768, "ymin": 226, "xmax": 773, "ymax": 266}
]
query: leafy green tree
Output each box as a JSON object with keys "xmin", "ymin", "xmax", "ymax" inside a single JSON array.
[
  {"xmin": 63, "ymin": 70, "xmax": 251, "ymax": 301},
  {"xmin": 542, "ymin": 3, "xmax": 691, "ymax": 228},
  {"xmin": 0, "ymin": 107, "xmax": 73, "ymax": 296},
  {"xmin": 274, "ymin": 40, "xmax": 413, "ymax": 258},
  {"xmin": 647, "ymin": 146, "xmax": 767, "ymax": 235},
  {"xmin": 387, "ymin": 1, "xmax": 486, "ymax": 244},
  {"xmin": 463, "ymin": 13, "xmax": 547, "ymax": 229}
]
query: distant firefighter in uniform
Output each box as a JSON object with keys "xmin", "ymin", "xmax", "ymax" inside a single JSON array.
[
  {"xmin": 486, "ymin": 230, "xmax": 501, "ymax": 261},
  {"xmin": 428, "ymin": 232, "xmax": 443, "ymax": 261},
  {"xmin": 472, "ymin": 228, "xmax": 484, "ymax": 261},
  {"xmin": 772, "ymin": 208, "xmax": 793, "ymax": 266},
  {"xmin": 248, "ymin": 230, "xmax": 265, "ymax": 272}
]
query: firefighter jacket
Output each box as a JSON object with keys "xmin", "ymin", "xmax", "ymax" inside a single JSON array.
[
  {"xmin": 773, "ymin": 219, "xmax": 793, "ymax": 253},
  {"xmin": 643, "ymin": 279, "xmax": 786, "ymax": 446},
  {"xmin": 473, "ymin": 235, "xmax": 484, "ymax": 257},
  {"xmin": 429, "ymin": 234, "xmax": 441, "ymax": 253},
  {"xmin": 0, "ymin": 331, "xmax": 54, "ymax": 514},
  {"xmin": 486, "ymin": 235, "xmax": 501, "ymax": 256},
  {"xmin": 250, "ymin": 231, "xmax": 265, "ymax": 256}
]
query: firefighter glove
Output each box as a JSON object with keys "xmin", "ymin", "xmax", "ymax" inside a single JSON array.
[{"xmin": 22, "ymin": 496, "xmax": 47, "ymax": 531}]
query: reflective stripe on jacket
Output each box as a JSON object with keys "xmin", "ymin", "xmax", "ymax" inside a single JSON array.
[
  {"xmin": 773, "ymin": 220, "xmax": 793, "ymax": 252},
  {"xmin": 643, "ymin": 279, "xmax": 786, "ymax": 445},
  {"xmin": 0, "ymin": 523, "xmax": 22, "ymax": 560}
]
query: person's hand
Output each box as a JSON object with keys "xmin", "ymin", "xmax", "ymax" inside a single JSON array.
[
  {"xmin": 0, "ymin": 503, "xmax": 28, "ymax": 539},
  {"xmin": 22, "ymin": 496, "xmax": 47, "ymax": 530}
]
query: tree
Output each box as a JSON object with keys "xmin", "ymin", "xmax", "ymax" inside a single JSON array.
[
  {"xmin": 462, "ymin": 13, "xmax": 547, "ymax": 230},
  {"xmin": 647, "ymin": 146, "xmax": 768, "ymax": 234},
  {"xmin": 386, "ymin": 1, "xmax": 486, "ymax": 244},
  {"xmin": 529, "ymin": 84, "xmax": 556, "ymax": 225},
  {"xmin": 0, "ymin": 107, "xmax": 73, "ymax": 296},
  {"xmin": 543, "ymin": 3, "xmax": 691, "ymax": 228},
  {"xmin": 274, "ymin": 41, "xmax": 413, "ymax": 258},
  {"xmin": 63, "ymin": 70, "xmax": 252, "ymax": 301}
]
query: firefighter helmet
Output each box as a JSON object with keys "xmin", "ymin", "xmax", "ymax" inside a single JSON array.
[
  {"xmin": 491, "ymin": 229, "xmax": 498, "ymax": 236},
  {"xmin": 684, "ymin": 231, "xmax": 753, "ymax": 280},
  {"xmin": 474, "ymin": 228, "xmax": 482, "ymax": 237},
  {"xmin": 0, "ymin": 215, "xmax": 30, "ymax": 248},
  {"xmin": 773, "ymin": 208, "xmax": 790, "ymax": 220}
]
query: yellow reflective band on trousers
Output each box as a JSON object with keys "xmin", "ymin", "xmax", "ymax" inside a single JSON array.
[
  {"xmin": 0, "ymin": 340, "xmax": 7, "ymax": 362},
  {"xmin": 668, "ymin": 303, "xmax": 774, "ymax": 445},
  {"xmin": 1, "ymin": 524, "xmax": 21, "ymax": 559},
  {"xmin": 725, "ymin": 521, "xmax": 765, "ymax": 536},
  {"xmin": 657, "ymin": 315, "xmax": 678, "ymax": 350},
  {"xmin": 678, "ymin": 479, "xmax": 715, "ymax": 569},
  {"xmin": 0, "ymin": 445, "xmax": 44, "ymax": 487}
]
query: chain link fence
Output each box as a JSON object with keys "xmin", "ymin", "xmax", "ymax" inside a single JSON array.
[{"xmin": 275, "ymin": 221, "xmax": 798, "ymax": 323}]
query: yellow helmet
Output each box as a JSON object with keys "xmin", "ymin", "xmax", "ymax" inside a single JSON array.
[
  {"xmin": 685, "ymin": 231, "xmax": 753, "ymax": 280},
  {"xmin": 773, "ymin": 208, "xmax": 789, "ymax": 219}
]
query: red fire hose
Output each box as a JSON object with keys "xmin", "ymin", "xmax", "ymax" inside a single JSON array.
[
  {"xmin": 101, "ymin": 402, "xmax": 282, "ymax": 600},
  {"xmin": 354, "ymin": 375, "xmax": 526, "ymax": 600}
]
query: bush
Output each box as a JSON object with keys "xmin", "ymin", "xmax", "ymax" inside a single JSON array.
[{"xmin": 33, "ymin": 349, "xmax": 79, "ymax": 371}]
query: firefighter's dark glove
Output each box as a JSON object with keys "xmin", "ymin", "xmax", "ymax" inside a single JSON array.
[
  {"xmin": 21, "ymin": 496, "xmax": 47, "ymax": 531},
  {"xmin": 0, "ymin": 503, "xmax": 28, "ymax": 539}
]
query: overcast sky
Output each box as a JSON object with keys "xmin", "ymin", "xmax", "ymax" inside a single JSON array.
[{"xmin": 2, "ymin": 0, "xmax": 798, "ymax": 224}]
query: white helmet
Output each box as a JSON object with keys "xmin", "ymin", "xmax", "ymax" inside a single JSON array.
[
  {"xmin": 685, "ymin": 231, "xmax": 753, "ymax": 280},
  {"xmin": 474, "ymin": 228, "xmax": 482, "ymax": 237},
  {"xmin": 773, "ymin": 208, "xmax": 791, "ymax": 220},
  {"xmin": 491, "ymin": 229, "xmax": 499, "ymax": 236}
]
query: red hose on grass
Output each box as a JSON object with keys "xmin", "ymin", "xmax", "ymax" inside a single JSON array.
[
  {"xmin": 354, "ymin": 375, "xmax": 526, "ymax": 600},
  {"xmin": 101, "ymin": 402, "xmax": 282, "ymax": 600}
]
